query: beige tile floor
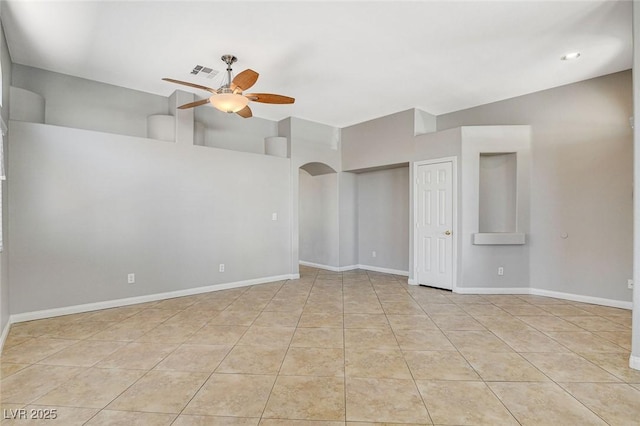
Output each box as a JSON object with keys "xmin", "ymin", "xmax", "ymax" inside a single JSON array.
[{"xmin": 1, "ymin": 266, "xmax": 640, "ymax": 425}]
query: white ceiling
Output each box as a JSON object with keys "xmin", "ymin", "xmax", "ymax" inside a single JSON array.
[{"xmin": 1, "ymin": 1, "xmax": 632, "ymax": 128}]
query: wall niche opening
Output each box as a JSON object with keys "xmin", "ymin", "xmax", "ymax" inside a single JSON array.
[{"xmin": 478, "ymin": 152, "xmax": 517, "ymax": 233}]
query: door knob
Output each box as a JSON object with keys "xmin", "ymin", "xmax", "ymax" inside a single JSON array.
[{"xmin": 444, "ymin": 230, "xmax": 451, "ymax": 236}]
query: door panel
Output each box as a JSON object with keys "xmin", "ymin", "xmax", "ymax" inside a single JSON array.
[{"xmin": 416, "ymin": 162, "xmax": 453, "ymax": 290}]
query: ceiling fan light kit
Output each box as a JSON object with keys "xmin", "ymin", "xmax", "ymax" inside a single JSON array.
[
  {"xmin": 209, "ymin": 90, "xmax": 249, "ymax": 113},
  {"xmin": 163, "ymin": 54, "xmax": 294, "ymax": 118}
]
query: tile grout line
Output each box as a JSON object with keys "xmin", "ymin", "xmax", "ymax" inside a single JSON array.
[
  {"xmin": 411, "ymin": 290, "xmax": 532, "ymax": 425},
  {"xmin": 259, "ymin": 271, "xmax": 316, "ymax": 423},
  {"xmin": 85, "ymin": 286, "xmax": 251, "ymax": 425},
  {"xmin": 169, "ymin": 281, "xmax": 285, "ymax": 424},
  {"xmin": 9, "ymin": 299, "xmax": 208, "ymax": 423},
  {"xmin": 441, "ymin": 295, "xmax": 619, "ymax": 426},
  {"xmin": 377, "ymin": 272, "xmax": 436, "ymax": 425}
]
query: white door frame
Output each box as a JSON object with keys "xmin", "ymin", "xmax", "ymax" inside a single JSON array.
[{"xmin": 412, "ymin": 156, "xmax": 458, "ymax": 291}]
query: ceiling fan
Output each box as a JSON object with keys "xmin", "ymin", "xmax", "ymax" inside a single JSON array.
[{"xmin": 163, "ymin": 54, "xmax": 295, "ymax": 118}]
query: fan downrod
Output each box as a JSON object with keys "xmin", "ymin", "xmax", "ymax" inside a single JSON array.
[{"xmin": 221, "ymin": 55, "xmax": 238, "ymax": 89}]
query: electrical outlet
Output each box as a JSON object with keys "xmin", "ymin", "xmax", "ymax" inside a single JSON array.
[
  {"xmin": 272, "ymin": 213, "xmax": 278, "ymax": 221},
  {"xmin": 219, "ymin": 264, "xmax": 225, "ymax": 273},
  {"xmin": 498, "ymin": 267, "xmax": 504, "ymax": 276},
  {"xmin": 372, "ymin": 251, "xmax": 377, "ymax": 258},
  {"xmin": 628, "ymin": 279, "xmax": 634, "ymax": 289},
  {"xmin": 127, "ymin": 273, "xmax": 135, "ymax": 284}
]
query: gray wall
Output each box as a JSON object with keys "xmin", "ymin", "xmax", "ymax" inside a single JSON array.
[
  {"xmin": 299, "ymin": 169, "xmax": 339, "ymax": 267},
  {"xmin": 0, "ymin": 19, "xmax": 9, "ymax": 124},
  {"xmin": 357, "ymin": 166, "xmax": 410, "ymax": 272},
  {"xmin": 9, "ymin": 121, "xmax": 291, "ymax": 314},
  {"xmin": 439, "ymin": 71, "xmax": 633, "ymax": 301},
  {"xmin": 10, "ymin": 64, "xmax": 280, "ymax": 153},
  {"xmin": 0, "ymin": 14, "xmax": 11, "ymax": 334},
  {"xmin": 342, "ymin": 109, "xmax": 415, "ymax": 172},
  {"xmin": 11, "ymin": 64, "xmax": 169, "ymax": 138},
  {"xmin": 339, "ymin": 171, "xmax": 358, "ymax": 267},
  {"xmin": 341, "ymin": 109, "xmax": 437, "ymax": 172}
]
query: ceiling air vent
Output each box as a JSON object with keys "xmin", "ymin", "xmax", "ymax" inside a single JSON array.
[{"xmin": 190, "ymin": 65, "xmax": 220, "ymax": 79}]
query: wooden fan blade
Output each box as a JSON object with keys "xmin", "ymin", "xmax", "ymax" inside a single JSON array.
[
  {"xmin": 236, "ymin": 105, "xmax": 253, "ymax": 118},
  {"xmin": 162, "ymin": 78, "xmax": 217, "ymax": 93},
  {"xmin": 245, "ymin": 93, "xmax": 295, "ymax": 104},
  {"xmin": 178, "ymin": 98, "xmax": 210, "ymax": 109},
  {"xmin": 230, "ymin": 69, "xmax": 259, "ymax": 92}
]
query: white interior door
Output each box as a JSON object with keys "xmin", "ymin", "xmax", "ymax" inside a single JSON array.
[{"xmin": 416, "ymin": 161, "xmax": 454, "ymax": 290}]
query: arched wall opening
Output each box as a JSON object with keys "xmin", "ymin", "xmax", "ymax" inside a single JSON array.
[
  {"xmin": 298, "ymin": 162, "xmax": 339, "ymax": 269},
  {"xmin": 300, "ymin": 162, "xmax": 337, "ymax": 176}
]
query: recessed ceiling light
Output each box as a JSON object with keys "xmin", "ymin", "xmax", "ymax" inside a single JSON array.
[{"xmin": 561, "ymin": 52, "xmax": 581, "ymax": 61}]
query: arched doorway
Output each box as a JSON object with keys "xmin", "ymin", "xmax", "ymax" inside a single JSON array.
[{"xmin": 298, "ymin": 162, "xmax": 338, "ymax": 270}]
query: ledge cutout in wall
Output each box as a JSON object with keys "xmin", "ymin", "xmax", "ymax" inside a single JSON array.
[{"xmin": 473, "ymin": 232, "xmax": 525, "ymax": 245}]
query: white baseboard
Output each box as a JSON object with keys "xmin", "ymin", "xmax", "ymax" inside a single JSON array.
[
  {"xmin": 299, "ymin": 261, "xmax": 409, "ymax": 277},
  {"xmin": 357, "ymin": 264, "xmax": 409, "ymax": 277},
  {"xmin": 4, "ymin": 268, "xmax": 635, "ymax": 347},
  {"xmin": 299, "ymin": 260, "xmax": 342, "ymax": 272},
  {"xmin": 0, "ymin": 319, "xmax": 11, "ymax": 353},
  {"xmin": 529, "ymin": 288, "xmax": 633, "ymax": 310},
  {"xmin": 450, "ymin": 286, "xmax": 631, "ymax": 310},
  {"xmin": 630, "ymin": 354, "xmax": 640, "ymax": 371},
  {"xmin": 455, "ymin": 287, "xmax": 530, "ymax": 295},
  {"xmin": 302, "ymin": 260, "xmax": 632, "ymax": 309},
  {"xmin": 339, "ymin": 265, "xmax": 360, "ymax": 272},
  {"xmin": 10, "ymin": 274, "xmax": 298, "ymax": 324},
  {"xmin": 301, "ymin": 261, "xmax": 414, "ymax": 284}
]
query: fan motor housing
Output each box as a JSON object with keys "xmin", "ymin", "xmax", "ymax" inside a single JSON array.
[{"xmin": 221, "ymin": 55, "xmax": 238, "ymax": 66}]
